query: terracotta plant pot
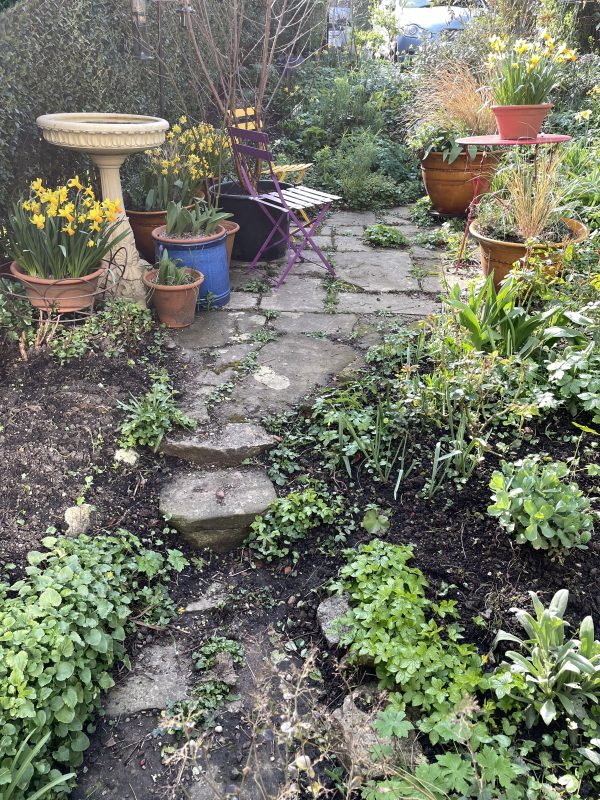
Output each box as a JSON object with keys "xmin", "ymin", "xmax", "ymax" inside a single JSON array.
[
  {"xmin": 127, "ymin": 200, "xmax": 201, "ymax": 262},
  {"xmin": 469, "ymin": 217, "xmax": 588, "ymax": 289},
  {"xmin": 421, "ymin": 151, "xmax": 502, "ymax": 216},
  {"xmin": 152, "ymin": 225, "xmax": 230, "ymax": 309},
  {"xmin": 221, "ymin": 220, "xmax": 240, "ymax": 267},
  {"xmin": 9, "ymin": 261, "xmax": 106, "ymax": 313},
  {"xmin": 491, "ymin": 104, "xmax": 553, "ymax": 140},
  {"xmin": 143, "ymin": 267, "xmax": 204, "ymax": 328}
]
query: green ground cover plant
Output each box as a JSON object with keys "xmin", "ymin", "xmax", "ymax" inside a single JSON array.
[
  {"xmin": 118, "ymin": 371, "xmax": 196, "ymax": 452},
  {"xmin": 0, "ymin": 531, "xmax": 186, "ymax": 797},
  {"xmin": 363, "ymin": 224, "xmax": 408, "ymax": 248},
  {"xmin": 488, "ymin": 458, "xmax": 594, "ymax": 551}
]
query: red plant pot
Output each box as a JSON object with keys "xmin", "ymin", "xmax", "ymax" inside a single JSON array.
[{"xmin": 491, "ymin": 104, "xmax": 553, "ymax": 140}]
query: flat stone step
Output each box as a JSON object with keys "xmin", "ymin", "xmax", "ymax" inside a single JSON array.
[
  {"xmin": 160, "ymin": 467, "xmax": 276, "ymax": 552},
  {"xmin": 161, "ymin": 422, "xmax": 276, "ymax": 467}
]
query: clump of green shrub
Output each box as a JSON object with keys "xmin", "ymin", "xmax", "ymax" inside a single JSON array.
[
  {"xmin": 0, "ymin": 531, "xmax": 186, "ymax": 797},
  {"xmin": 331, "ymin": 539, "xmax": 486, "ymax": 724},
  {"xmin": 363, "ymin": 224, "xmax": 408, "ymax": 248},
  {"xmin": 247, "ymin": 483, "xmax": 345, "ymax": 561},
  {"xmin": 488, "ymin": 458, "xmax": 594, "ymax": 551},
  {"xmin": 49, "ymin": 299, "xmax": 155, "ymax": 364},
  {"xmin": 118, "ymin": 371, "xmax": 196, "ymax": 452}
]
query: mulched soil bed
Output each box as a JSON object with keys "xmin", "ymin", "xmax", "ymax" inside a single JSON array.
[{"xmin": 2, "ymin": 333, "xmax": 599, "ymax": 799}]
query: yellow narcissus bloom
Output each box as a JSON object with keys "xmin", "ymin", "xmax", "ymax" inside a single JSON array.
[
  {"xmin": 67, "ymin": 175, "xmax": 83, "ymax": 190},
  {"xmin": 64, "ymin": 224, "xmax": 76, "ymax": 237},
  {"xmin": 31, "ymin": 213, "xmax": 46, "ymax": 229},
  {"xmin": 31, "ymin": 178, "xmax": 44, "ymax": 193},
  {"xmin": 575, "ymin": 109, "xmax": 592, "ymax": 121},
  {"xmin": 87, "ymin": 239, "xmax": 96, "ymax": 248}
]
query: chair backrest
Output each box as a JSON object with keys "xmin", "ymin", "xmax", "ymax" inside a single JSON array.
[
  {"xmin": 227, "ymin": 106, "xmax": 260, "ymax": 131},
  {"xmin": 228, "ymin": 126, "xmax": 279, "ymax": 197}
]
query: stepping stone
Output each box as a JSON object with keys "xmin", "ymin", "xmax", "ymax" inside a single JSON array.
[
  {"xmin": 185, "ymin": 580, "xmax": 229, "ymax": 613},
  {"xmin": 219, "ymin": 335, "xmax": 357, "ymax": 420},
  {"xmin": 336, "ymin": 292, "xmax": 439, "ymax": 316},
  {"xmin": 330, "ymin": 210, "xmax": 378, "ymax": 226},
  {"xmin": 261, "ymin": 276, "xmax": 327, "ymax": 312},
  {"xmin": 161, "ymin": 423, "xmax": 276, "ymax": 467},
  {"xmin": 175, "ymin": 311, "xmax": 265, "ymax": 350},
  {"xmin": 317, "ymin": 594, "xmax": 351, "ymax": 646},
  {"xmin": 160, "ymin": 467, "xmax": 276, "ymax": 552},
  {"xmin": 334, "ymin": 250, "xmax": 418, "ymax": 293},
  {"xmin": 271, "ymin": 311, "xmax": 358, "ymax": 338},
  {"xmin": 335, "ymin": 237, "xmax": 371, "ymax": 253},
  {"xmin": 104, "ymin": 643, "xmax": 189, "ymax": 716}
]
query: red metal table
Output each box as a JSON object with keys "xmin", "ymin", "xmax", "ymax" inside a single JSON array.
[{"xmin": 454, "ymin": 133, "xmax": 572, "ymax": 267}]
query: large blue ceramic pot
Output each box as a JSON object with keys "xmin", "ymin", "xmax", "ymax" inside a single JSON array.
[{"xmin": 152, "ymin": 225, "xmax": 229, "ymax": 310}]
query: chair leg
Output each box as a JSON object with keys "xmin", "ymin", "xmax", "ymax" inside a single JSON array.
[{"xmin": 275, "ymin": 205, "xmax": 334, "ymax": 288}]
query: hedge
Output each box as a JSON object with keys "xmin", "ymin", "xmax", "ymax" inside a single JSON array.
[{"xmin": 0, "ymin": 0, "xmax": 196, "ymax": 253}]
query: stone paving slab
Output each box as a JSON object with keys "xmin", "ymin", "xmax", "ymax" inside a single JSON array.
[
  {"xmin": 219, "ymin": 335, "xmax": 357, "ymax": 420},
  {"xmin": 104, "ymin": 643, "xmax": 190, "ymax": 716},
  {"xmin": 176, "ymin": 310, "xmax": 265, "ymax": 350},
  {"xmin": 333, "ymin": 251, "xmax": 418, "ymax": 293},
  {"xmin": 336, "ymin": 292, "xmax": 439, "ymax": 316},
  {"xmin": 260, "ymin": 275, "xmax": 327, "ymax": 312},
  {"xmin": 335, "ymin": 237, "xmax": 371, "ymax": 253},
  {"xmin": 271, "ymin": 311, "xmax": 358, "ymax": 338},
  {"xmin": 160, "ymin": 467, "xmax": 277, "ymax": 552},
  {"xmin": 161, "ymin": 422, "xmax": 276, "ymax": 467}
]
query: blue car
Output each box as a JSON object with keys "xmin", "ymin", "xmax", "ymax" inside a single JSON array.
[{"xmin": 392, "ymin": 0, "xmax": 484, "ymax": 58}]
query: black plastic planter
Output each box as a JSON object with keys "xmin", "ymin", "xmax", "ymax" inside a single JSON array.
[{"xmin": 214, "ymin": 181, "xmax": 290, "ymax": 262}]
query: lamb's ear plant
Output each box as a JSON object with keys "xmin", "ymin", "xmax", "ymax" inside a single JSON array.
[
  {"xmin": 492, "ymin": 590, "xmax": 600, "ymax": 730},
  {"xmin": 488, "ymin": 457, "xmax": 594, "ymax": 551}
]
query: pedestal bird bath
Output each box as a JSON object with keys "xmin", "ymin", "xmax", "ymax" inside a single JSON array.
[{"xmin": 37, "ymin": 113, "xmax": 169, "ymax": 304}]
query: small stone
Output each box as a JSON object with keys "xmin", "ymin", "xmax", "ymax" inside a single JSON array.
[
  {"xmin": 185, "ymin": 581, "xmax": 230, "ymax": 614},
  {"xmin": 287, "ymin": 596, "xmax": 297, "ymax": 606},
  {"xmin": 64, "ymin": 503, "xmax": 95, "ymax": 537},
  {"xmin": 216, "ymin": 489, "xmax": 225, "ymax": 500},
  {"xmin": 214, "ymin": 725, "xmax": 223, "ymax": 733},
  {"xmin": 316, "ymin": 594, "xmax": 351, "ymax": 646},
  {"xmin": 114, "ymin": 448, "xmax": 139, "ymax": 466},
  {"xmin": 283, "ymin": 565, "xmax": 292, "ymax": 575}
]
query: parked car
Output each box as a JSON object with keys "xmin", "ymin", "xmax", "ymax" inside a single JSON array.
[{"xmin": 388, "ymin": 0, "xmax": 485, "ymax": 58}]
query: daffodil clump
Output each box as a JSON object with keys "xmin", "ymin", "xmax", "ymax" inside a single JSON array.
[
  {"xmin": 8, "ymin": 177, "xmax": 126, "ymax": 279},
  {"xmin": 488, "ymin": 32, "xmax": 577, "ymax": 106},
  {"xmin": 139, "ymin": 116, "xmax": 232, "ymax": 211}
]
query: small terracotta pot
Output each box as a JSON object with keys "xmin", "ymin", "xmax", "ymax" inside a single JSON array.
[
  {"xmin": 143, "ymin": 267, "xmax": 204, "ymax": 328},
  {"xmin": 491, "ymin": 104, "xmax": 553, "ymax": 140},
  {"xmin": 9, "ymin": 261, "xmax": 106, "ymax": 313},
  {"xmin": 220, "ymin": 220, "xmax": 240, "ymax": 267},
  {"xmin": 470, "ymin": 217, "xmax": 588, "ymax": 288},
  {"xmin": 421, "ymin": 151, "xmax": 502, "ymax": 216}
]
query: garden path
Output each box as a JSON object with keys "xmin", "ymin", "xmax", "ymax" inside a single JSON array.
[
  {"xmin": 158, "ymin": 206, "xmax": 445, "ymax": 551},
  {"xmin": 73, "ymin": 206, "xmax": 446, "ymax": 800}
]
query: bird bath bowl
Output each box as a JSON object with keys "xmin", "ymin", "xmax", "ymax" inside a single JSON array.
[{"xmin": 37, "ymin": 113, "xmax": 169, "ymax": 304}]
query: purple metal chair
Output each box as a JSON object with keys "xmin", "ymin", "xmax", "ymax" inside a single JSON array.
[{"xmin": 228, "ymin": 126, "xmax": 340, "ymax": 287}]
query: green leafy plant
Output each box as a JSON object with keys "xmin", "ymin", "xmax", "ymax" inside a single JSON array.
[
  {"xmin": 0, "ymin": 731, "xmax": 74, "ymax": 800},
  {"xmin": 547, "ymin": 344, "xmax": 600, "ymax": 424},
  {"xmin": 331, "ymin": 540, "xmax": 486, "ymax": 730},
  {"xmin": 49, "ymin": 298, "xmax": 155, "ymax": 364},
  {"xmin": 0, "ymin": 532, "xmax": 185, "ymax": 796},
  {"xmin": 165, "ymin": 200, "xmax": 231, "ymax": 238},
  {"xmin": 488, "ymin": 458, "xmax": 594, "ymax": 551},
  {"xmin": 247, "ymin": 483, "xmax": 345, "ymax": 561},
  {"xmin": 192, "ymin": 636, "xmax": 244, "ymax": 671},
  {"xmin": 152, "ymin": 249, "xmax": 197, "ymax": 286},
  {"xmin": 444, "ymin": 276, "xmax": 586, "ymax": 358},
  {"xmin": 363, "ymin": 224, "xmax": 408, "ymax": 248},
  {"xmin": 493, "ymin": 590, "xmax": 600, "ymax": 730},
  {"xmin": 118, "ymin": 372, "xmax": 196, "ymax": 452}
]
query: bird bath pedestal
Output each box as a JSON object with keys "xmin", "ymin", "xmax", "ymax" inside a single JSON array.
[{"xmin": 37, "ymin": 113, "xmax": 169, "ymax": 306}]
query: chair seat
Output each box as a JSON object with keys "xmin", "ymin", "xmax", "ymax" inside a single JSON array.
[
  {"xmin": 268, "ymin": 162, "xmax": 314, "ymax": 182},
  {"xmin": 254, "ymin": 185, "xmax": 340, "ymax": 211}
]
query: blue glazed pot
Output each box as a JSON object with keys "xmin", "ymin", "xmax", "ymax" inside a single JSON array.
[{"xmin": 152, "ymin": 225, "xmax": 230, "ymax": 310}]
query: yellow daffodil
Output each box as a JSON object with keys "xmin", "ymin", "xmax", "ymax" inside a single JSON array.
[
  {"xmin": 64, "ymin": 224, "xmax": 76, "ymax": 236},
  {"xmin": 31, "ymin": 213, "xmax": 46, "ymax": 229},
  {"xmin": 31, "ymin": 178, "xmax": 44, "ymax": 193},
  {"xmin": 87, "ymin": 239, "xmax": 96, "ymax": 248},
  {"xmin": 68, "ymin": 175, "xmax": 83, "ymax": 190},
  {"xmin": 575, "ymin": 109, "xmax": 592, "ymax": 121},
  {"xmin": 179, "ymin": 115, "xmax": 188, "ymax": 125}
]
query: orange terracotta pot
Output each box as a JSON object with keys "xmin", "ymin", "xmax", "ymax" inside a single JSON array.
[
  {"xmin": 470, "ymin": 217, "xmax": 589, "ymax": 289},
  {"xmin": 143, "ymin": 267, "xmax": 204, "ymax": 328},
  {"xmin": 491, "ymin": 104, "xmax": 552, "ymax": 140},
  {"xmin": 220, "ymin": 220, "xmax": 240, "ymax": 267},
  {"xmin": 9, "ymin": 261, "xmax": 106, "ymax": 313},
  {"xmin": 421, "ymin": 151, "xmax": 501, "ymax": 216}
]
